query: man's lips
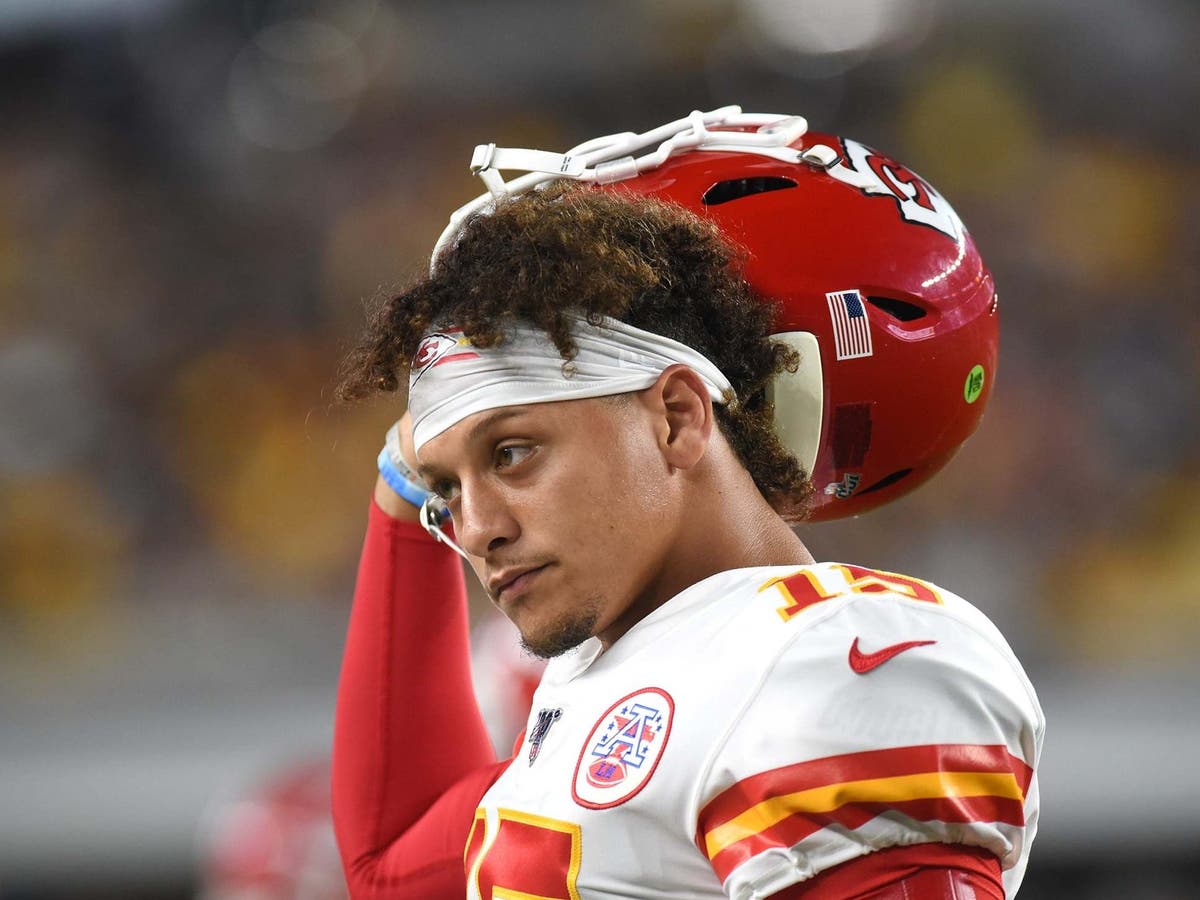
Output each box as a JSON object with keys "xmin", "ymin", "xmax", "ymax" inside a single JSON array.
[{"xmin": 488, "ymin": 564, "xmax": 550, "ymax": 601}]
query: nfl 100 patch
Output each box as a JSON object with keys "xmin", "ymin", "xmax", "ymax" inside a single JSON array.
[
  {"xmin": 527, "ymin": 707, "xmax": 562, "ymax": 765},
  {"xmin": 572, "ymin": 687, "xmax": 674, "ymax": 810}
]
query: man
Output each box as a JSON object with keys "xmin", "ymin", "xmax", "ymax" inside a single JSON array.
[{"xmin": 332, "ymin": 109, "xmax": 1043, "ymax": 899}]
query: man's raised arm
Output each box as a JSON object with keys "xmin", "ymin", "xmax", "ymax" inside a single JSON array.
[{"xmin": 332, "ymin": 420, "xmax": 510, "ymax": 897}]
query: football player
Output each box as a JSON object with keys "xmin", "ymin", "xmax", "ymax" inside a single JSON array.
[{"xmin": 331, "ymin": 108, "xmax": 1043, "ymax": 899}]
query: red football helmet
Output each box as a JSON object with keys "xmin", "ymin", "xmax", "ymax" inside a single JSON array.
[{"xmin": 432, "ymin": 107, "xmax": 998, "ymax": 520}]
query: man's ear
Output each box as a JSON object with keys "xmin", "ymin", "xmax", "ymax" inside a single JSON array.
[{"xmin": 646, "ymin": 364, "xmax": 714, "ymax": 470}]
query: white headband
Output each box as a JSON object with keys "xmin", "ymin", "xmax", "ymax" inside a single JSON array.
[{"xmin": 408, "ymin": 314, "xmax": 733, "ymax": 452}]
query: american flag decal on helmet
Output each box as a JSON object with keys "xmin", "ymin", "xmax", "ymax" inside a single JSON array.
[{"xmin": 826, "ymin": 289, "xmax": 874, "ymax": 360}]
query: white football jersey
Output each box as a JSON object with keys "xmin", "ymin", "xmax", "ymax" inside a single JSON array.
[{"xmin": 465, "ymin": 563, "xmax": 1044, "ymax": 900}]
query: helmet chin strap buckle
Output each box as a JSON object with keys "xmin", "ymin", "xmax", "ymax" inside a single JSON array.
[
  {"xmin": 469, "ymin": 142, "xmax": 497, "ymax": 173},
  {"xmin": 470, "ymin": 144, "xmax": 589, "ymax": 199},
  {"xmin": 800, "ymin": 144, "xmax": 840, "ymax": 169}
]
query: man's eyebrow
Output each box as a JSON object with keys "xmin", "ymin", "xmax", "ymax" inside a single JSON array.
[{"xmin": 416, "ymin": 406, "xmax": 536, "ymax": 481}]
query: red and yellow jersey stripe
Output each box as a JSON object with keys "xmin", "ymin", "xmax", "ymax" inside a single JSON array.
[{"xmin": 696, "ymin": 743, "xmax": 1033, "ymax": 883}]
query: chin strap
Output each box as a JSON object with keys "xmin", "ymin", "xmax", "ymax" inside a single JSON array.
[
  {"xmin": 431, "ymin": 105, "xmax": 838, "ymax": 268},
  {"xmin": 419, "ymin": 495, "xmax": 472, "ymax": 562}
]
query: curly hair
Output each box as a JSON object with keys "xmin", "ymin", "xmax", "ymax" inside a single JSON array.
[{"xmin": 337, "ymin": 181, "xmax": 812, "ymax": 520}]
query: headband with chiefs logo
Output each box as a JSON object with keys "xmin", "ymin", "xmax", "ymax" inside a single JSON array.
[{"xmin": 407, "ymin": 315, "xmax": 733, "ymax": 453}]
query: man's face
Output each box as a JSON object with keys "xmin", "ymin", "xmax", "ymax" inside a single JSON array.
[{"xmin": 417, "ymin": 396, "xmax": 675, "ymax": 658}]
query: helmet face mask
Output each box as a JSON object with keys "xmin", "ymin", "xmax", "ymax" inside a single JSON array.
[{"xmin": 436, "ymin": 108, "xmax": 998, "ymax": 521}]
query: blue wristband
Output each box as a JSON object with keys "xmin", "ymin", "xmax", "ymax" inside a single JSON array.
[{"xmin": 377, "ymin": 447, "xmax": 433, "ymax": 509}]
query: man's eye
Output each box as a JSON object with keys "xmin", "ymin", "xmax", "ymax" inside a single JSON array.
[
  {"xmin": 494, "ymin": 444, "xmax": 533, "ymax": 469},
  {"xmin": 431, "ymin": 480, "xmax": 459, "ymax": 502}
]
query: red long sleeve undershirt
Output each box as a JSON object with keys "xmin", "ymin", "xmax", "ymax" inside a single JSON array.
[
  {"xmin": 332, "ymin": 499, "xmax": 509, "ymax": 897},
  {"xmin": 331, "ymin": 499, "xmax": 1005, "ymax": 898}
]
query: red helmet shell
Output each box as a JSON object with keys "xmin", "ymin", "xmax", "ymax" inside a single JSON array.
[{"xmin": 598, "ymin": 128, "xmax": 998, "ymax": 520}]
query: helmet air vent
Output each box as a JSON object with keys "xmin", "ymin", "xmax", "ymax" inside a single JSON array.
[
  {"xmin": 866, "ymin": 296, "xmax": 926, "ymax": 322},
  {"xmin": 859, "ymin": 468, "xmax": 913, "ymax": 495},
  {"xmin": 702, "ymin": 176, "xmax": 797, "ymax": 206}
]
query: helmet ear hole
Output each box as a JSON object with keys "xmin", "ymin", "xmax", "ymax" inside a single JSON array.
[
  {"xmin": 745, "ymin": 386, "xmax": 768, "ymax": 412},
  {"xmin": 866, "ymin": 296, "xmax": 926, "ymax": 322},
  {"xmin": 703, "ymin": 176, "xmax": 797, "ymax": 206}
]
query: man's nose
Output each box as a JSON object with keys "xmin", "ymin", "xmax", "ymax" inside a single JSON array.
[{"xmin": 455, "ymin": 477, "xmax": 520, "ymax": 558}]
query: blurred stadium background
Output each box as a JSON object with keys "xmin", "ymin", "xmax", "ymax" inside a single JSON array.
[{"xmin": 0, "ymin": 0, "xmax": 1197, "ymax": 897}]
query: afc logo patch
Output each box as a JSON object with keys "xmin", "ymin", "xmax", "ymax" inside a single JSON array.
[{"xmin": 572, "ymin": 687, "xmax": 674, "ymax": 810}]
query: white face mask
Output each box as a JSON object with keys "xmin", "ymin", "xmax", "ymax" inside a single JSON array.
[{"xmin": 407, "ymin": 313, "xmax": 734, "ymax": 454}]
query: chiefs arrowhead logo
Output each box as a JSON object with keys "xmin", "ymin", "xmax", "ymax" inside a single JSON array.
[
  {"xmin": 826, "ymin": 138, "xmax": 963, "ymax": 241},
  {"xmin": 411, "ymin": 330, "xmax": 479, "ymax": 384}
]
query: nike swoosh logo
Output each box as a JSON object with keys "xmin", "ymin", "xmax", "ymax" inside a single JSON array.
[{"xmin": 848, "ymin": 637, "xmax": 937, "ymax": 674}]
